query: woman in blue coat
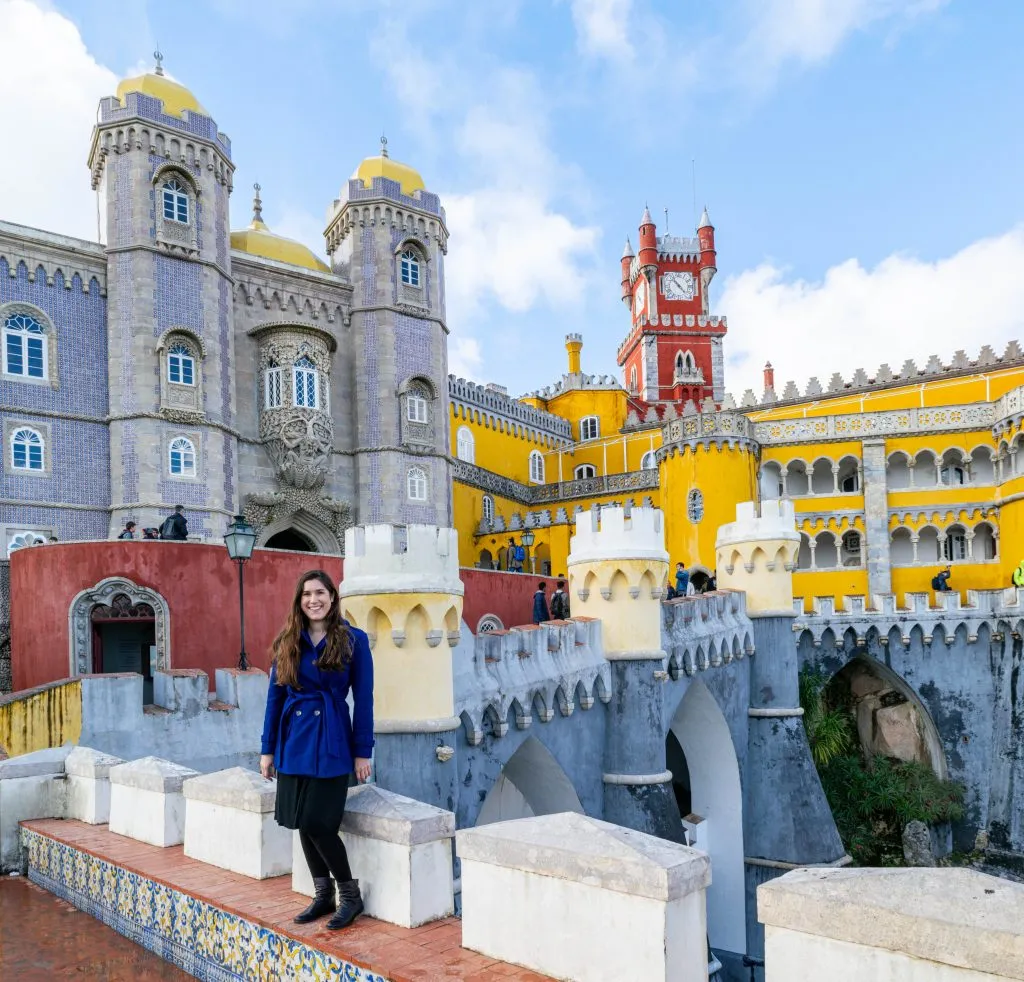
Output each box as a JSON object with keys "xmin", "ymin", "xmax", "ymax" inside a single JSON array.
[{"xmin": 260, "ymin": 569, "xmax": 374, "ymax": 930}]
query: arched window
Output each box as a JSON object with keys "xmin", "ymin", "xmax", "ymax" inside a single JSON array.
[
  {"xmin": 574, "ymin": 464, "xmax": 596, "ymax": 479},
  {"xmin": 7, "ymin": 530, "xmax": 47, "ymax": 554},
  {"xmin": 407, "ymin": 466, "xmax": 428, "ymax": 501},
  {"xmin": 3, "ymin": 311, "xmax": 46, "ymax": 380},
  {"xmin": 10, "ymin": 427, "xmax": 43, "ymax": 471},
  {"xmin": 629, "ymin": 365, "xmax": 638, "ymax": 393},
  {"xmin": 162, "ymin": 179, "xmax": 189, "ymax": 224},
  {"xmin": 293, "ymin": 356, "xmax": 319, "ymax": 409},
  {"xmin": 400, "ymin": 249, "xmax": 421, "ymax": 287},
  {"xmin": 579, "ymin": 416, "xmax": 600, "ymax": 441},
  {"xmin": 675, "ymin": 351, "xmax": 684, "ymax": 373},
  {"xmin": 482, "ymin": 494, "xmax": 494, "ymax": 523},
  {"xmin": 264, "ymin": 361, "xmax": 283, "ymax": 409},
  {"xmin": 167, "ymin": 342, "xmax": 195, "ymax": 386},
  {"xmin": 687, "ymin": 488, "xmax": 704, "ymax": 523},
  {"xmin": 456, "ymin": 426, "xmax": 475, "ymax": 463},
  {"xmin": 943, "ymin": 525, "xmax": 967, "ymax": 562},
  {"xmin": 529, "ymin": 449, "xmax": 545, "ymax": 484},
  {"xmin": 169, "ymin": 436, "xmax": 196, "ymax": 477},
  {"xmin": 641, "ymin": 450, "xmax": 657, "ymax": 470}
]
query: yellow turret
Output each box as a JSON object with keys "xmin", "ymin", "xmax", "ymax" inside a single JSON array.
[{"xmin": 566, "ymin": 333, "xmax": 583, "ymax": 375}]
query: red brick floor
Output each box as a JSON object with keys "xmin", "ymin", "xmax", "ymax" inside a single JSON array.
[
  {"xmin": 22, "ymin": 820, "xmax": 553, "ymax": 981},
  {"xmin": 0, "ymin": 874, "xmax": 190, "ymax": 980}
]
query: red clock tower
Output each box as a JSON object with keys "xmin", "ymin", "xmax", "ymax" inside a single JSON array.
[{"xmin": 616, "ymin": 206, "xmax": 726, "ymax": 411}]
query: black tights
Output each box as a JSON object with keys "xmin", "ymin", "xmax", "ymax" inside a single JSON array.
[{"xmin": 300, "ymin": 828, "xmax": 353, "ymax": 883}]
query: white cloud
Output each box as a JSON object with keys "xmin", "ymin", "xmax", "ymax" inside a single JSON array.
[
  {"xmin": 0, "ymin": 0, "xmax": 118, "ymax": 241},
  {"xmin": 736, "ymin": 0, "xmax": 949, "ymax": 81},
  {"xmin": 570, "ymin": 0, "xmax": 635, "ymax": 60},
  {"xmin": 448, "ymin": 335, "xmax": 483, "ymax": 380},
  {"xmin": 719, "ymin": 226, "xmax": 1024, "ymax": 399}
]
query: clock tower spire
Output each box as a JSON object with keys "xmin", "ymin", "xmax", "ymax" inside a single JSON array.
[{"xmin": 615, "ymin": 204, "xmax": 727, "ymax": 410}]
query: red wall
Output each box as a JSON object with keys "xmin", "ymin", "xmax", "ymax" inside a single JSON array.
[
  {"xmin": 10, "ymin": 542, "xmax": 342, "ymax": 691},
  {"xmin": 10, "ymin": 543, "xmax": 557, "ymax": 692},
  {"xmin": 460, "ymin": 568, "xmax": 552, "ymax": 633}
]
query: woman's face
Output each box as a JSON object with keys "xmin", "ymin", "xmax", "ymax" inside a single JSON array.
[{"xmin": 300, "ymin": 578, "xmax": 333, "ymax": 623}]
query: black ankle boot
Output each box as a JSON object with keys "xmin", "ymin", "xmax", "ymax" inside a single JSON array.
[
  {"xmin": 326, "ymin": 879, "xmax": 363, "ymax": 930},
  {"xmin": 294, "ymin": 877, "xmax": 336, "ymax": 924}
]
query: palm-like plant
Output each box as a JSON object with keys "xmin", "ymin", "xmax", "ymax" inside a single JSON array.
[{"xmin": 799, "ymin": 667, "xmax": 855, "ymax": 767}]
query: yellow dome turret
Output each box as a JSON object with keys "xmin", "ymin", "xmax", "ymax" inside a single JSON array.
[
  {"xmin": 230, "ymin": 184, "xmax": 331, "ymax": 274},
  {"xmin": 353, "ymin": 136, "xmax": 425, "ymax": 196},
  {"xmin": 116, "ymin": 51, "xmax": 206, "ymax": 119}
]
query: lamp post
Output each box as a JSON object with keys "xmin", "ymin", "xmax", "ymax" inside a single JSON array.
[
  {"xmin": 520, "ymin": 528, "xmax": 536, "ymax": 575},
  {"xmin": 224, "ymin": 515, "xmax": 257, "ymax": 670}
]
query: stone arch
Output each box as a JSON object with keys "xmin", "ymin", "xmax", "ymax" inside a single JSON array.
[
  {"xmin": 475, "ymin": 735, "xmax": 584, "ymax": 826},
  {"xmin": 826, "ymin": 655, "xmax": 948, "ymax": 780},
  {"xmin": 668, "ymin": 678, "xmax": 745, "ymax": 955},
  {"xmin": 257, "ymin": 509, "xmax": 339, "ymax": 554},
  {"xmin": 68, "ymin": 576, "xmax": 170, "ymax": 677}
]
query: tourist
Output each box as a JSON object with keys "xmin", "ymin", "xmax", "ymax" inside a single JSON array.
[
  {"xmin": 260, "ymin": 570, "xmax": 374, "ymax": 930},
  {"xmin": 550, "ymin": 580, "xmax": 570, "ymax": 620},
  {"xmin": 532, "ymin": 581, "xmax": 550, "ymax": 624},
  {"xmin": 674, "ymin": 562, "xmax": 689, "ymax": 596},
  {"xmin": 47, "ymin": 536, "xmax": 58, "ymax": 544},
  {"xmin": 159, "ymin": 505, "xmax": 188, "ymax": 540},
  {"xmin": 508, "ymin": 536, "xmax": 526, "ymax": 573},
  {"xmin": 706, "ymin": 571, "xmax": 717, "ymax": 592},
  {"xmin": 118, "ymin": 521, "xmax": 136, "ymax": 540},
  {"xmin": 932, "ymin": 567, "xmax": 953, "ymax": 592}
]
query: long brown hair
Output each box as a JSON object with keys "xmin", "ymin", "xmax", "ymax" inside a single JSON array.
[{"xmin": 270, "ymin": 570, "xmax": 353, "ymax": 687}]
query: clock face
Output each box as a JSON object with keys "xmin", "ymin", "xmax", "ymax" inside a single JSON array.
[
  {"xmin": 634, "ymin": 280, "xmax": 646, "ymax": 316},
  {"xmin": 662, "ymin": 271, "xmax": 695, "ymax": 301}
]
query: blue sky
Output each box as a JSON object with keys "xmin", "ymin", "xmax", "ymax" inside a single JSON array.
[{"xmin": 4, "ymin": 0, "xmax": 1024, "ymax": 400}]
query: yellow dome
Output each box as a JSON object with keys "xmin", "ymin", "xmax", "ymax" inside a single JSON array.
[
  {"xmin": 116, "ymin": 71, "xmax": 206, "ymax": 119},
  {"xmin": 231, "ymin": 219, "xmax": 331, "ymax": 273},
  {"xmin": 353, "ymin": 153, "xmax": 425, "ymax": 197}
]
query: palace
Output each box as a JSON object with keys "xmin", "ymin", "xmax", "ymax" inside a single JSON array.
[{"xmin": 1, "ymin": 58, "xmax": 1021, "ymax": 649}]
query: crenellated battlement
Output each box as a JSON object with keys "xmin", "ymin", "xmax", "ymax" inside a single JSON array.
[
  {"xmin": 455, "ymin": 618, "xmax": 609, "ymax": 745},
  {"xmin": 793, "ymin": 587, "xmax": 1024, "ymax": 645},
  {"xmin": 661, "ymin": 591, "xmax": 756, "ymax": 678},
  {"xmin": 567, "ymin": 504, "xmax": 669, "ymax": 565},
  {"xmin": 341, "ymin": 525, "xmax": 463, "ymax": 598}
]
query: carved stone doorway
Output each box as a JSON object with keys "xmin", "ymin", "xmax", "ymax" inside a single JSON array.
[
  {"xmin": 68, "ymin": 577, "xmax": 170, "ymax": 681},
  {"xmin": 265, "ymin": 528, "xmax": 316, "ymax": 552}
]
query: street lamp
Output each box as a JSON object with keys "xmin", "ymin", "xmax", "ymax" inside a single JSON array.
[
  {"xmin": 224, "ymin": 515, "xmax": 257, "ymax": 670},
  {"xmin": 520, "ymin": 528, "xmax": 536, "ymax": 575}
]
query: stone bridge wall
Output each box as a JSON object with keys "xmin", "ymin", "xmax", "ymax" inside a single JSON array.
[{"xmin": 794, "ymin": 588, "xmax": 1024, "ymax": 858}]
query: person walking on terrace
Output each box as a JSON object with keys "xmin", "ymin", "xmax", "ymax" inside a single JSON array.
[
  {"xmin": 159, "ymin": 504, "xmax": 188, "ymax": 540},
  {"xmin": 533, "ymin": 581, "xmax": 550, "ymax": 624},
  {"xmin": 260, "ymin": 569, "xmax": 374, "ymax": 930}
]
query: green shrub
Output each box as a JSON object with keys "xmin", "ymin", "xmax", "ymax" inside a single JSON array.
[{"xmin": 798, "ymin": 666, "xmax": 966, "ymax": 866}]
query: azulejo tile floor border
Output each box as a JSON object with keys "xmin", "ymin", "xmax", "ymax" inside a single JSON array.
[{"xmin": 22, "ymin": 827, "xmax": 389, "ymax": 982}]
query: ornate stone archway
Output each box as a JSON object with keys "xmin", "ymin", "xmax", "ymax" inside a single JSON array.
[{"xmin": 68, "ymin": 577, "xmax": 170, "ymax": 676}]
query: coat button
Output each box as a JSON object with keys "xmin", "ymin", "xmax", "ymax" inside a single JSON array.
[
  {"xmin": 314, "ymin": 709, "xmax": 321, "ymax": 716},
  {"xmin": 295, "ymin": 710, "xmax": 302, "ymax": 716}
]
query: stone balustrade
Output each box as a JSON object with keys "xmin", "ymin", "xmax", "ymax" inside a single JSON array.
[
  {"xmin": 183, "ymin": 766, "xmax": 291, "ymax": 879},
  {"xmin": 759, "ymin": 866, "xmax": 1024, "ymax": 981},
  {"xmin": 108, "ymin": 756, "xmax": 199, "ymax": 847},
  {"xmin": 292, "ymin": 783, "xmax": 456, "ymax": 928},
  {"xmin": 458, "ymin": 812, "xmax": 712, "ymax": 982}
]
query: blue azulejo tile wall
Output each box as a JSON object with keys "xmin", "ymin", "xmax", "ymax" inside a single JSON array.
[{"xmin": 22, "ymin": 827, "xmax": 391, "ymax": 982}]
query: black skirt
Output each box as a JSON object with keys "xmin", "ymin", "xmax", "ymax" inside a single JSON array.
[{"xmin": 275, "ymin": 772, "xmax": 351, "ymax": 836}]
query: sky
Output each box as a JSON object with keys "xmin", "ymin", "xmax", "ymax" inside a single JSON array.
[{"xmin": 3, "ymin": 0, "xmax": 1024, "ymax": 402}]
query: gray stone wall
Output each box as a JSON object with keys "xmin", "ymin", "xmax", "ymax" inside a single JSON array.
[{"xmin": 0, "ymin": 562, "xmax": 9, "ymax": 695}]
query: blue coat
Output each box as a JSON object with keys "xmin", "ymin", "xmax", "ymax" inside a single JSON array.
[
  {"xmin": 532, "ymin": 590, "xmax": 549, "ymax": 624},
  {"xmin": 260, "ymin": 626, "xmax": 374, "ymax": 779}
]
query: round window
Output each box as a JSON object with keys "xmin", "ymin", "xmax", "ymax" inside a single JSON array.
[{"xmin": 687, "ymin": 488, "xmax": 704, "ymax": 523}]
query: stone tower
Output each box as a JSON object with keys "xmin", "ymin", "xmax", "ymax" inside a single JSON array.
[
  {"xmin": 716, "ymin": 500, "xmax": 846, "ymax": 958},
  {"xmin": 324, "ymin": 140, "xmax": 452, "ymax": 529},
  {"xmin": 617, "ymin": 206, "xmax": 725, "ymax": 408},
  {"xmin": 567, "ymin": 503, "xmax": 684, "ymax": 841},
  {"xmin": 340, "ymin": 523, "xmax": 464, "ymax": 810},
  {"xmin": 87, "ymin": 59, "xmax": 237, "ymax": 537}
]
